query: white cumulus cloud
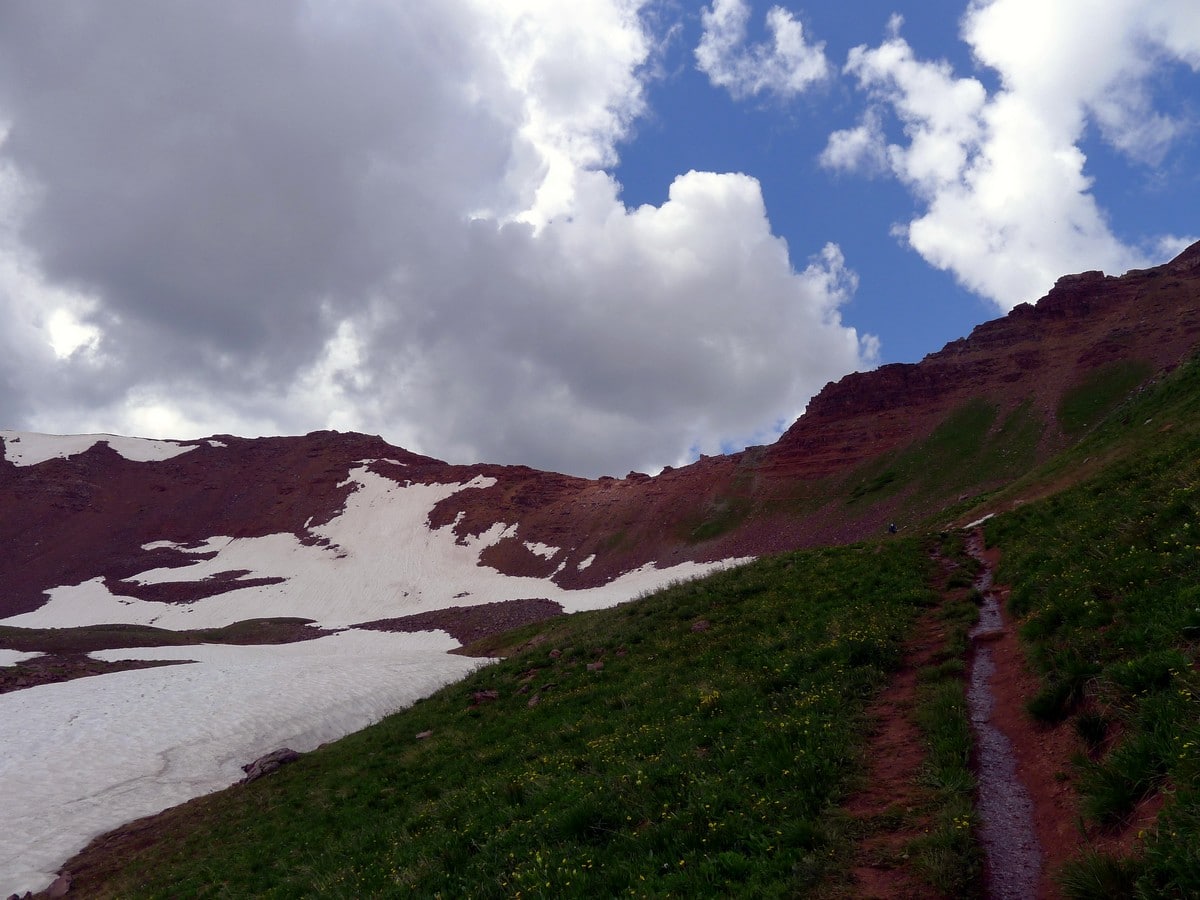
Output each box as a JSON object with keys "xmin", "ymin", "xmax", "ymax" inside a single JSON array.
[
  {"xmin": 823, "ymin": 0, "xmax": 1200, "ymax": 309},
  {"xmin": 696, "ymin": 0, "xmax": 829, "ymax": 100},
  {"xmin": 0, "ymin": 0, "xmax": 871, "ymax": 477}
]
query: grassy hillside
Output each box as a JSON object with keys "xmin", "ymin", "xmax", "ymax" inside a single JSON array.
[
  {"xmin": 59, "ymin": 537, "xmax": 985, "ymax": 898},
  {"xmin": 985, "ymin": 354, "xmax": 1200, "ymax": 896},
  {"xmin": 48, "ymin": 353, "xmax": 1200, "ymax": 897}
]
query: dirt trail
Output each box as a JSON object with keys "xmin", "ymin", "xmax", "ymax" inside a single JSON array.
[
  {"xmin": 966, "ymin": 531, "xmax": 1041, "ymax": 897},
  {"xmin": 839, "ymin": 533, "xmax": 1081, "ymax": 898},
  {"xmin": 842, "ymin": 600, "xmax": 947, "ymax": 898},
  {"xmin": 965, "ymin": 529, "xmax": 1090, "ymax": 899}
]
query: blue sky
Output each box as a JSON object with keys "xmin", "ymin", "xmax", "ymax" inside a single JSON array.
[
  {"xmin": 616, "ymin": 0, "xmax": 1199, "ymax": 363},
  {"xmin": 0, "ymin": 1, "xmax": 1196, "ymax": 476}
]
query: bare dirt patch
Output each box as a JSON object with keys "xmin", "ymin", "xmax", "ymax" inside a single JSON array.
[
  {"xmin": 841, "ymin": 608, "xmax": 948, "ymax": 898},
  {"xmin": 355, "ymin": 597, "xmax": 564, "ymax": 652},
  {"xmin": 0, "ymin": 654, "xmax": 191, "ymax": 694},
  {"xmin": 0, "ymin": 618, "xmax": 334, "ymax": 693},
  {"xmin": 837, "ymin": 550, "xmax": 964, "ymax": 899}
]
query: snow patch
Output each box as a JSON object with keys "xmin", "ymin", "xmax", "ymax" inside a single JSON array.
[
  {"xmin": 577, "ymin": 554, "xmax": 596, "ymax": 570},
  {"xmin": 4, "ymin": 468, "xmax": 749, "ymax": 629},
  {"xmin": 0, "ymin": 649, "xmax": 39, "ymax": 667},
  {"xmin": 964, "ymin": 513, "xmax": 995, "ymax": 530},
  {"xmin": 0, "ymin": 629, "xmax": 480, "ymax": 897},
  {"xmin": 0, "ymin": 431, "xmax": 197, "ymax": 466},
  {"xmin": 524, "ymin": 541, "xmax": 559, "ymax": 560}
]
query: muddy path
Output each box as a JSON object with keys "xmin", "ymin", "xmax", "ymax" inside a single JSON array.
[
  {"xmin": 966, "ymin": 531, "xmax": 1041, "ymax": 897},
  {"xmin": 965, "ymin": 529, "xmax": 1087, "ymax": 899},
  {"xmin": 837, "ymin": 532, "xmax": 1083, "ymax": 898},
  {"xmin": 837, "ymin": 541, "xmax": 980, "ymax": 898}
]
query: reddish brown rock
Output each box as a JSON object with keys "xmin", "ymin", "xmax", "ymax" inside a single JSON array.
[{"xmin": 3, "ymin": 242, "xmax": 1200, "ymax": 631}]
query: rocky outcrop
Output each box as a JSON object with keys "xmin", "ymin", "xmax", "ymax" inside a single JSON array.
[{"xmin": 762, "ymin": 242, "xmax": 1200, "ymax": 480}]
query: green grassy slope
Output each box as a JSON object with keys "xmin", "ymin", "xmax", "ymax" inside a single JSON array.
[
  {"xmin": 52, "ymin": 353, "xmax": 1200, "ymax": 898},
  {"xmin": 70, "ymin": 541, "xmax": 946, "ymax": 898},
  {"xmin": 985, "ymin": 354, "xmax": 1200, "ymax": 896},
  {"xmin": 841, "ymin": 396, "xmax": 1045, "ymax": 512}
]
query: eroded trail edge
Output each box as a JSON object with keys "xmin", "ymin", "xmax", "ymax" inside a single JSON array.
[{"xmin": 966, "ymin": 530, "xmax": 1041, "ymax": 898}]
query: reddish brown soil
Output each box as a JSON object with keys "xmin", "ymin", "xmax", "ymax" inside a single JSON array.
[
  {"xmin": 842, "ymin": 600, "xmax": 949, "ymax": 898},
  {"xmin": 355, "ymin": 597, "xmax": 564, "ymax": 650},
  {"xmin": 0, "ymin": 654, "xmax": 191, "ymax": 694},
  {"xmin": 104, "ymin": 570, "xmax": 286, "ymax": 604},
  {"xmin": 837, "ymin": 546, "xmax": 981, "ymax": 899}
]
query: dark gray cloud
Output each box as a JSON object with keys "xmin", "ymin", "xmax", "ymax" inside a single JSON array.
[
  {"xmin": 0, "ymin": 1, "xmax": 512, "ymax": 376},
  {"xmin": 0, "ymin": 1, "xmax": 873, "ymax": 476}
]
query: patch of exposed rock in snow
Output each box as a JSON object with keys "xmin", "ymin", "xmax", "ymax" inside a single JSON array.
[
  {"xmin": 0, "ymin": 629, "xmax": 480, "ymax": 897},
  {"xmin": 4, "ymin": 468, "xmax": 750, "ymax": 629},
  {"xmin": 0, "ymin": 431, "xmax": 197, "ymax": 466},
  {"xmin": 0, "ymin": 649, "xmax": 39, "ymax": 667}
]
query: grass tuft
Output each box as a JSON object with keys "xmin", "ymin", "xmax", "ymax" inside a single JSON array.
[{"xmin": 1058, "ymin": 850, "xmax": 1142, "ymax": 899}]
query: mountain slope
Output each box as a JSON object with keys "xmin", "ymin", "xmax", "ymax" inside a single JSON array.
[
  {"xmin": 37, "ymin": 346, "xmax": 1200, "ymax": 898},
  {"xmin": 4, "ymin": 241, "xmax": 1200, "ymax": 623},
  {"xmin": 2, "ymin": 240, "xmax": 1200, "ymax": 896}
]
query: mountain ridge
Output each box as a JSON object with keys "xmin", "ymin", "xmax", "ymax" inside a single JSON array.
[{"xmin": 4, "ymin": 240, "xmax": 1200, "ymax": 620}]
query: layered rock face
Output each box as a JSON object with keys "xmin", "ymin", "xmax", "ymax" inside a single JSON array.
[
  {"xmin": 764, "ymin": 242, "xmax": 1200, "ymax": 480},
  {"xmin": 3, "ymin": 241, "xmax": 1200, "ymax": 617}
]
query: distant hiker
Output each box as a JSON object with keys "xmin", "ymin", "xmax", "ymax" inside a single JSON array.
[{"xmin": 888, "ymin": 522, "xmax": 897, "ymax": 534}]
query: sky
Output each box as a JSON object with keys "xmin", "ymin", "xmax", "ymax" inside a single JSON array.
[{"xmin": 0, "ymin": 0, "xmax": 1196, "ymax": 478}]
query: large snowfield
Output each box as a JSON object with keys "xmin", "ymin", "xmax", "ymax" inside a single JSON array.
[{"xmin": 1, "ymin": 451, "xmax": 747, "ymax": 895}]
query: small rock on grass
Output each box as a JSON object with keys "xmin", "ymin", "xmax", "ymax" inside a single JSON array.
[
  {"xmin": 239, "ymin": 748, "xmax": 301, "ymax": 784},
  {"xmin": 47, "ymin": 873, "xmax": 72, "ymax": 898}
]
